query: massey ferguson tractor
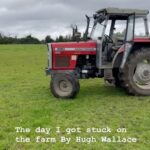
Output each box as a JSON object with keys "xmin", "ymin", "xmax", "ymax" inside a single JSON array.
[{"xmin": 46, "ymin": 8, "xmax": 150, "ymax": 98}]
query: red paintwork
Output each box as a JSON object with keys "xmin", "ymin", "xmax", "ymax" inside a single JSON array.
[
  {"xmin": 51, "ymin": 41, "xmax": 96, "ymax": 49},
  {"xmin": 50, "ymin": 37, "xmax": 150, "ymax": 70},
  {"xmin": 51, "ymin": 41, "xmax": 97, "ymax": 70},
  {"xmin": 118, "ymin": 45, "xmax": 125, "ymax": 53},
  {"xmin": 118, "ymin": 37, "xmax": 150, "ymax": 53},
  {"xmin": 133, "ymin": 37, "xmax": 150, "ymax": 42}
]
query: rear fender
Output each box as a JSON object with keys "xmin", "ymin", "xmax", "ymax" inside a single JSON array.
[
  {"xmin": 112, "ymin": 43, "xmax": 133, "ymax": 69},
  {"xmin": 112, "ymin": 50, "xmax": 123, "ymax": 68},
  {"xmin": 119, "ymin": 41, "xmax": 150, "ymax": 69},
  {"xmin": 120, "ymin": 43, "xmax": 133, "ymax": 69}
]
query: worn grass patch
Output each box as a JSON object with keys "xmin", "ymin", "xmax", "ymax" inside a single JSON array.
[{"xmin": 0, "ymin": 44, "xmax": 149, "ymax": 150}]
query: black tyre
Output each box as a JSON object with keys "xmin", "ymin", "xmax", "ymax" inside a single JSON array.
[
  {"xmin": 121, "ymin": 49, "xmax": 150, "ymax": 96},
  {"xmin": 50, "ymin": 73, "xmax": 80, "ymax": 99},
  {"xmin": 113, "ymin": 68, "xmax": 123, "ymax": 88},
  {"xmin": 75, "ymin": 77, "xmax": 80, "ymax": 94}
]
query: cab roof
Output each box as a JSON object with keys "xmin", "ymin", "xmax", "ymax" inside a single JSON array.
[{"xmin": 96, "ymin": 8, "xmax": 149, "ymax": 16}]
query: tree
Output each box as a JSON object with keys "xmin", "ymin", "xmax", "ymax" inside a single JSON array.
[
  {"xmin": 45, "ymin": 35, "xmax": 54, "ymax": 43},
  {"xmin": 19, "ymin": 35, "xmax": 41, "ymax": 44},
  {"xmin": 0, "ymin": 33, "xmax": 41, "ymax": 44},
  {"xmin": 56, "ymin": 35, "xmax": 64, "ymax": 42}
]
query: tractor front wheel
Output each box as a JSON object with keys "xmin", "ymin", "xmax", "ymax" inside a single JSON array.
[
  {"xmin": 50, "ymin": 73, "xmax": 80, "ymax": 99},
  {"xmin": 121, "ymin": 49, "xmax": 150, "ymax": 96}
]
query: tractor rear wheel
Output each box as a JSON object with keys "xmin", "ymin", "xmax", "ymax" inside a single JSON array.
[
  {"xmin": 121, "ymin": 49, "xmax": 150, "ymax": 96},
  {"xmin": 50, "ymin": 73, "xmax": 80, "ymax": 99},
  {"xmin": 113, "ymin": 68, "xmax": 123, "ymax": 88}
]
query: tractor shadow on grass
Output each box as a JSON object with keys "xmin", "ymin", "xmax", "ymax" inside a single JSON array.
[{"xmin": 79, "ymin": 83, "xmax": 128, "ymax": 99}]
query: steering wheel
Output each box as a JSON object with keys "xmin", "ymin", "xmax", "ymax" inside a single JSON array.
[{"xmin": 104, "ymin": 34, "xmax": 113, "ymax": 43}]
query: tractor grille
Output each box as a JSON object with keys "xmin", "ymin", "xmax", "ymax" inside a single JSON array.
[{"xmin": 55, "ymin": 55, "xmax": 70, "ymax": 67}]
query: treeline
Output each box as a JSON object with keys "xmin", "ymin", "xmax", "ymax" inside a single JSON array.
[{"xmin": 0, "ymin": 33, "xmax": 73, "ymax": 44}]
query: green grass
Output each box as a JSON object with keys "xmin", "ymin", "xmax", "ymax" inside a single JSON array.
[{"xmin": 0, "ymin": 44, "xmax": 149, "ymax": 150}]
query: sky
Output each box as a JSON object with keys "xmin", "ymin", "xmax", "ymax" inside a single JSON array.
[{"xmin": 0, "ymin": 0, "xmax": 149, "ymax": 40}]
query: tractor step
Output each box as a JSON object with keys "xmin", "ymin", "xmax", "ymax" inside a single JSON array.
[
  {"xmin": 101, "ymin": 63, "xmax": 112, "ymax": 69},
  {"xmin": 104, "ymin": 68, "xmax": 114, "ymax": 80}
]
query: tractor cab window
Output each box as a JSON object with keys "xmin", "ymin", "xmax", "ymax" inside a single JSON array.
[
  {"xmin": 126, "ymin": 15, "xmax": 148, "ymax": 41},
  {"xmin": 113, "ymin": 20, "xmax": 127, "ymax": 36},
  {"xmin": 111, "ymin": 20, "xmax": 127, "ymax": 44},
  {"xmin": 135, "ymin": 17, "xmax": 147, "ymax": 37}
]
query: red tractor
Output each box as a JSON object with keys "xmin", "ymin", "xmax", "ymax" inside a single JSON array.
[{"xmin": 46, "ymin": 8, "xmax": 150, "ymax": 98}]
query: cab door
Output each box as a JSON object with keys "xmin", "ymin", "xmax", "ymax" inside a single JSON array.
[{"xmin": 120, "ymin": 14, "xmax": 135, "ymax": 68}]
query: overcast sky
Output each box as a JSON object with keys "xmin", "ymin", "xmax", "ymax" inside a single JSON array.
[{"xmin": 0, "ymin": 0, "xmax": 149, "ymax": 39}]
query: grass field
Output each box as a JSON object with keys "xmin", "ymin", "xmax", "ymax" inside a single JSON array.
[{"xmin": 0, "ymin": 44, "xmax": 149, "ymax": 150}]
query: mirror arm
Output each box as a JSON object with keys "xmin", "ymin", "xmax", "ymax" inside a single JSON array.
[{"xmin": 83, "ymin": 15, "xmax": 90, "ymax": 40}]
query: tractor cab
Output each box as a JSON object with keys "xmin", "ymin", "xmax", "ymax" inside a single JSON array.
[{"xmin": 85, "ymin": 8, "xmax": 149, "ymax": 68}]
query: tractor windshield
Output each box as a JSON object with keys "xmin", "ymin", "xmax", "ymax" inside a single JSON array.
[
  {"xmin": 90, "ymin": 22, "xmax": 104, "ymax": 40},
  {"xmin": 89, "ymin": 14, "xmax": 106, "ymax": 39},
  {"xmin": 90, "ymin": 18, "xmax": 127, "ymax": 42}
]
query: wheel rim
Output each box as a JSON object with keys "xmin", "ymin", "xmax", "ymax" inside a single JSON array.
[
  {"xmin": 59, "ymin": 80, "xmax": 72, "ymax": 92},
  {"xmin": 133, "ymin": 59, "xmax": 150, "ymax": 90},
  {"xmin": 56, "ymin": 79, "xmax": 73, "ymax": 96}
]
